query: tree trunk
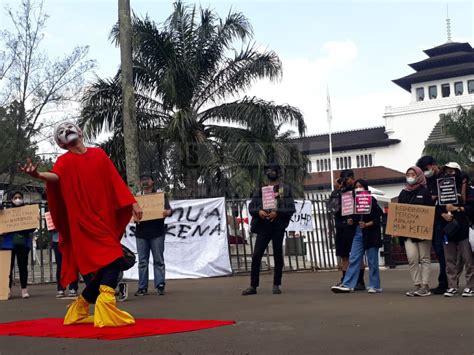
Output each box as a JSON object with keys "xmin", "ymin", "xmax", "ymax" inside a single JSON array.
[{"xmin": 118, "ymin": 0, "xmax": 140, "ymax": 191}]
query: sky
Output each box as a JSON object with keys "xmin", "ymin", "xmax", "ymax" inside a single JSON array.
[{"xmin": 0, "ymin": 0, "xmax": 473, "ymax": 146}]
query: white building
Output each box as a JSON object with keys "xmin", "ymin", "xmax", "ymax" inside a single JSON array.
[{"xmin": 295, "ymin": 41, "xmax": 474, "ymax": 199}]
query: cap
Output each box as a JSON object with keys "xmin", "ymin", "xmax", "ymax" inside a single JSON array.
[{"xmin": 443, "ymin": 162, "xmax": 462, "ymax": 171}]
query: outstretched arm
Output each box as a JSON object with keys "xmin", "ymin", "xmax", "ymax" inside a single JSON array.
[{"xmin": 20, "ymin": 158, "xmax": 59, "ymax": 183}]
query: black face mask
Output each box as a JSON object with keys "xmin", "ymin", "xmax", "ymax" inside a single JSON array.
[{"xmin": 266, "ymin": 172, "xmax": 279, "ymax": 181}]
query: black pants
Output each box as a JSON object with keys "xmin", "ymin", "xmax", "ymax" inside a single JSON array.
[
  {"xmin": 250, "ymin": 228, "xmax": 285, "ymax": 288},
  {"xmin": 433, "ymin": 221, "xmax": 448, "ymax": 289},
  {"xmin": 9, "ymin": 245, "xmax": 30, "ymax": 289},
  {"xmin": 52, "ymin": 242, "xmax": 79, "ymax": 291},
  {"xmin": 81, "ymin": 258, "xmax": 123, "ymax": 304}
]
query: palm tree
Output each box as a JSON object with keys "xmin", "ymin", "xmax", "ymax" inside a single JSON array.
[{"xmin": 80, "ymin": 1, "xmax": 307, "ymax": 197}]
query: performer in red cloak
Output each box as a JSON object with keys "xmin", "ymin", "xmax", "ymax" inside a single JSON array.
[{"xmin": 21, "ymin": 121, "xmax": 143, "ymax": 328}]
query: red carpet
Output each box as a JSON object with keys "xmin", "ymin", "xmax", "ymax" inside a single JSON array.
[{"xmin": 0, "ymin": 318, "xmax": 235, "ymax": 340}]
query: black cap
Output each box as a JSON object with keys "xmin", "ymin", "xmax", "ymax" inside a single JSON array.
[{"xmin": 416, "ymin": 155, "xmax": 436, "ymax": 169}]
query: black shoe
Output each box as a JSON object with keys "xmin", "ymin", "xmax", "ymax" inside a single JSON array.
[
  {"xmin": 134, "ymin": 288, "xmax": 148, "ymax": 296},
  {"xmin": 157, "ymin": 284, "xmax": 165, "ymax": 296},
  {"xmin": 354, "ymin": 282, "xmax": 366, "ymax": 291},
  {"xmin": 242, "ymin": 287, "xmax": 257, "ymax": 296},
  {"xmin": 431, "ymin": 287, "xmax": 447, "ymax": 295},
  {"xmin": 272, "ymin": 285, "xmax": 282, "ymax": 295}
]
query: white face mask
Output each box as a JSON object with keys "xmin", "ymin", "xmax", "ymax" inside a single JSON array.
[
  {"xmin": 12, "ymin": 198, "xmax": 24, "ymax": 206},
  {"xmin": 54, "ymin": 122, "xmax": 82, "ymax": 149},
  {"xmin": 423, "ymin": 169, "xmax": 434, "ymax": 178},
  {"xmin": 406, "ymin": 177, "xmax": 417, "ymax": 185},
  {"xmin": 354, "ymin": 188, "xmax": 365, "ymax": 193}
]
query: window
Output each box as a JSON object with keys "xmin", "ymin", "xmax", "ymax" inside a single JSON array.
[
  {"xmin": 454, "ymin": 82, "xmax": 463, "ymax": 96},
  {"xmin": 356, "ymin": 154, "xmax": 373, "ymax": 168},
  {"xmin": 441, "ymin": 83, "xmax": 450, "ymax": 98},
  {"xmin": 429, "ymin": 85, "xmax": 437, "ymax": 99},
  {"xmin": 369, "ymin": 154, "xmax": 373, "ymax": 167},
  {"xmin": 364, "ymin": 155, "xmax": 369, "ymax": 167},
  {"xmin": 308, "ymin": 161, "xmax": 312, "ymax": 172},
  {"xmin": 416, "ymin": 87, "xmax": 425, "ymax": 101},
  {"xmin": 316, "ymin": 160, "xmax": 320, "ymax": 172},
  {"xmin": 356, "ymin": 156, "xmax": 360, "ymax": 168},
  {"xmin": 336, "ymin": 158, "xmax": 339, "ymax": 170},
  {"xmin": 468, "ymin": 80, "xmax": 474, "ymax": 94},
  {"xmin": 348, "ymin": 156, "xmax": 352, "ymax": 168},
  {"xmin": 343, "ymin": 157, "xmax": 348, "ymax": 169},
  {"xmin": 324, "ymin": 159, "xmax": 328, "ymax": 171}
]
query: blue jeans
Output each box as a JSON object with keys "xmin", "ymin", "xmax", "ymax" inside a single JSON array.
[
  {"xmin": 136, "ymin": 237, "xmax": 165, "ymax": 290},
  {"xmin": 52, "ymin": 242, "xmax": 78, "ymax": 291},
  {"xmin": 342, "ymin": 227, "xmax": 381, "ymax": 289}
]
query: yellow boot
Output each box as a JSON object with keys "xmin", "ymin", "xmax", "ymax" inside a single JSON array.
[
  {"xmin": 94, "ymin": 285, "xmax": 135, "ymax": 328},
  {"xmin": 63, "ymin": 295, "xmax": 94, "ymax": 325}
]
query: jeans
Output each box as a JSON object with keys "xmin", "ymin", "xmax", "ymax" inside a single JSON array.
[
  {"xmin": 342, "ymin": 227, "xmax": 380, "ymax": 289},
  {"xmin": 136, "ymin": 236, "xmax": 165, "ymax": 290},
  {"xmin": 405, "ymin": 239, "xmax": 431, "ymax": 286},
  {"xmin": 9, "ymin": 245, "xmax": 30, "ymax": 289},
  {"xmin": 432, "ymin": 221, "xmax": 448, "ymax": 289},
  {"xmin": 52, "ymin": 242, "xmax": 78, "ymax": 291},
  {"xmin": 250, "ymin": 228, "xmax": 285, "ymax": 288}
]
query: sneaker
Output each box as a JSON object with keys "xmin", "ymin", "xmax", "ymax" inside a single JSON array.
[
  {"xmin": 443, "ymin": 288, "xmax": 458, "ymax": 297},
  {"xmin": 21, "ymin": 288, "xmax": 30, "ymax": 299},
  {"xmin": 242, "ymin": 287, "xmax": 257, "ymax": 296},
  {"xmin": 68, "ymin": 289, "xmax": 78, "ymax": 297},
  {"xmin": 367, "ymin": 287, "xmax": 382, "ymax": 294},
  {"xmin": 406, "ymin": 285, "xmax": 421, "ymax": 297},
  {"xmin": 56, "ymin": 290, "xmax": 65, "ymax": 298},
  {"xmin": 117, "ymin": 282, "xmax": 128, "ymax": 302},
  {"xmin": 272, "ymin": 285, "xmax": 282, "ymax": 295},
  {"xmin": 134, "ymin": 288, "xmax": 148, "ymax": 296},
  {"xmin": 331, "ymin": 284, "xmax": 352, "ymax": 293},
  {"xmin": 414, "ymin": 286, "xmax": 431, "ymax": 297},
  {"xmin": 431, "ymin": 286, "xmax": 447, "ymax": 295},
  {"xmin": 157, "ymin": 284, "xmax": 165, "ymax": 296},
  {"xmin": 354, "ymin": 282, "xmax": 366, "ymax": 291},
  {"xmin": 461, "ymin": 288, "xmax": 474, "ymax": 297}
]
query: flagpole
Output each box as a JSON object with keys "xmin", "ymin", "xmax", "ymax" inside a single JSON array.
[{"xmin": 327, "ymin": 87, "xmax": 334, "ymax": 191}]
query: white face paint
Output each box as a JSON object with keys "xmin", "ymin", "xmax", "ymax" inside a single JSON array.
[{"xmin": 54, "ymin": 122, "xmax": 82, "ymax": 149}]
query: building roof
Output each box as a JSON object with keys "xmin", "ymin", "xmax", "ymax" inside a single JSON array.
[
  {"xmin": 292, "ymin": 127, "xmax": 400, "ymax": 155},
  {"xmin": 424, "ymin": 115, "xmax": 457, "ymax": 146},
  {"xmin": 304, "ymin": 166, "xmax": 406, "ymax": 191},
  {"xmin": 393, "ymin": 42, "xmax": 474, "ymax": 92}
]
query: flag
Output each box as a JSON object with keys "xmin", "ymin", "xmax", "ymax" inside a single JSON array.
[{"xmin": 326, "ymin": 88, "xmax": 332, "ymax": 123}]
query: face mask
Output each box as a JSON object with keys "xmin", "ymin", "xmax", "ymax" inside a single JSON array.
[
  {"xmin": 406, "ymin": 177, "xmax": 417, "ymax": 185},
  {"xmin": 354, "ymin": 188, "xmax": 364, "ymax": 193},
  {"xmin": 423, "ymin": 169, "xmax": 434, "ymax": 178},
  {"xmin": 266, "ymin": 172, "xmax": 278, "ymax": 181},
  {"xmin": 54, "ymin": 122, "xmax": 82, "ymax": 149},
  {"xmin": 12, "ymin": 198, "xmax": 24, "ymax": 206}
]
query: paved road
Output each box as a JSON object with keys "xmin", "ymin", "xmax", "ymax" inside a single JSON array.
[{"xmin": 0, "ymin": 269, "xmax": 473, "ymax": 355}]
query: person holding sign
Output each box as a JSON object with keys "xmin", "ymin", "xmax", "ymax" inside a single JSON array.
[
  {"xmin": 396, "ymin": 167, "xmax": 433, "ymax": 297},
  {"xmin": 21, "ymin": 121, "xmax": 143, "ymax": 327},
  {"xmin": 134, "ymin": 174, "xmax": 172, "ymax": 297},
  {"xmin": 436, "ymin": 163, "xmax": 473, "ymax": 297},
  {"xmin": 331, "ymin": 180, "xmax": 383, "ymax": 294},
  {"xmin": 242, "ymin": 163, "xmax": 295, "ymax": 296},
  {"xmin": 0, "ymin": 191, "xmax": 35, "ymax": 299}
]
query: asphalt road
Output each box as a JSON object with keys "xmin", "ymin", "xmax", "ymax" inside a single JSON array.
[{"xmin": 0, "ymin": 268, "xmax": 473, "ymax": 355}]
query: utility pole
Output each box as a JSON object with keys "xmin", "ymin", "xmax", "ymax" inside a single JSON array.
[{"xmin": 118, "ymin": 0, "xmax": 140, "ymax": 191}]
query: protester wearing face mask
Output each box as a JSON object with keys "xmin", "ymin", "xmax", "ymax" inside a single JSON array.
[
  {"xmin": 437, "ymin": 162, "xmax": 473, "ymax": 297},
  {"xmin": 331, "ymin": 179, "xmax": 383, "ymax": 294},
  {"xmin": 416, "ymin": 155, "xmax": 447, "ymax": 294},
  {"xmin": 396, "ymin": 167, "xmax": 433, "ymax": 296},
  {"xmin": 242, "ymin": 163, "xmax": 296, "ymax": 296},
  {"xmin": 0, "ymin": 191, "xmax": 35, "ymax": 299}
]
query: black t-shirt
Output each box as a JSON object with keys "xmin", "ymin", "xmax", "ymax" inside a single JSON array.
[{"xmin": 135, "ymin": 193, "xmax": 172, "ymax": 239}]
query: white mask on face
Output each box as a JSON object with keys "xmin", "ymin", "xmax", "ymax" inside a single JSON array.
[
  {"xmin": 406, "ymin": 177, "xmax": 417, "ymax": 185},
  {"xmin": 54, "ymin": 122, "xmax": 82, "ymax": 149},
  {"xmin": 12, "ymin": 198, "xmax": 24, "ymax": 206},
  {"xmin": 423, "ymin": 169, "xmax": 434, "ymax": 178}
]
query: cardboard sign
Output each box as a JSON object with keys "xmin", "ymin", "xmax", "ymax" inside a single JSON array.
[
  {"xmin": 0, "ymin": 205, "xmax": 39, "ymax": 234},
  {"xmin": 0, "ymin": 250, "xmax": 11, "ymax": 301},
  {"xmin": 355, "ymin": 191, "xmax": 372, "ymax": 215},
  {"xmin": 262, "ymin": 186, "xmax": 277, "ymax": 210},
  {"xmin": 341, "ymin": 191, "xmax": 354, "ymax": 216},
  {"xmin": 386, "ymin": 203, "xmax": 435, "ymax": 240},
  {"xmin": 134, "ymin": 192, "xmax": 165, "ymax": 222},
  {"xmin": 437, "ymin": 177, "xmax": 458, "ymax": 205},
  {"xmin": 44, "ymin": 212, "xmax": 56, "ymax": 231}
]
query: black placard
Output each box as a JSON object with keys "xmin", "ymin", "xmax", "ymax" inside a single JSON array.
[{"xmin": 437, "ymin": 177, "xmax": 458, "ymax": 205}]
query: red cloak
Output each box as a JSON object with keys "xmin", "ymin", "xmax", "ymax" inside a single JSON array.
[{"xmin": 47, "ymin": 148, "xmax": 136, "ymax": 288}]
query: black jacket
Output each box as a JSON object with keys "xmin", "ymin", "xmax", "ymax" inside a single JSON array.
[
  {"xmin": 398, "ymin": 186, "xmax": 432, "ymax": 242},
  {"xmin": 249, "ymin": 183, "xmax": 296, "ymax": 234},
  {"xmin": 353, "ymin": 197, "xmax": 383, "ymax": 249},
  {"xmin": 330, "ymin": 188, "xmax": 357, "ymax": 241}
]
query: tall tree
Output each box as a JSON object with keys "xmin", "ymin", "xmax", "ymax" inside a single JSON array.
[
  {"xmin": 81, "ymin": 1, "xmax": 307, "ymax": 198},
  {"xmin": 0, "ymin": 0, "xmax": 96, "ymax": 185}
]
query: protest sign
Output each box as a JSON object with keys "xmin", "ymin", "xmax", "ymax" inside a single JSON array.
[
  {"xmin": 44, "ymin": 212, "xmax": 56, "ymax": 231},
  {"xmin": 123, "ymin": 197, "xmax": 231, "ymax": 280},
  {"xmin": 355, "ymin": 191, "xmax": 372, "ymax": 214},
  {"xmin": 0, "ymin": 205, "xmax": 39, "ymax": 234},
  {"xmin": 437, "ymin": 177, "xmax": 458, "ymax": 205},
  {"xmin": 262, "ymin": 186, "xmax": 277, "ymax": 210},
  {"xmin": 386, "ymin": 202, "xmax": 435, "ymax": 240},
  {"xmin": 0, "ymin": 250, "xmax": 11, "ymax": 301},
  {"xmin": 341, "ymin": 191, "xmax": 354, "ymax": 216},
  {"xmin": 134, "ymin": 192, "xmax": 165, "ymax": 221}
]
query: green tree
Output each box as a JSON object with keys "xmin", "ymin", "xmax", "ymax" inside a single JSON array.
[{"xmin": 80, "ymin": 1, "xmax": 307, "ymax": 198}]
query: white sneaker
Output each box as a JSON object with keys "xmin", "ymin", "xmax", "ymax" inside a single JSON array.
[
  {"xmin": 56, "ymin": 290, "xmax": 65, "ymax": 298},
  {"xmin": 68, "ymin": 289, "xmax": 78, "ymax": 297},
  {"xmin": 461, "ymin": 288, "xmax": 474, "ymax": 297},
  {"xmin": 331, "ymin": 284, "xmax": 352, "ymax": 293},
  {"xmin": 367, "ymin": 287, "xmax": 382, "ymax": 293},
  {"xmin": 21, "ymin": 288, "xmax": 30, "ymax": 299},
  {"xmin": 443, "ymin": 288, "xmax": 457, "ymax": 297}
]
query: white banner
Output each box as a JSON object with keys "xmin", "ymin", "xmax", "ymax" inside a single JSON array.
[
  {"xmin": 246, "ymin": 199, "xmax": 315, "ymax": 232},
  {"xmin": 122, "ymin": 197, "xmax": 232, "ymax": 280}
]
